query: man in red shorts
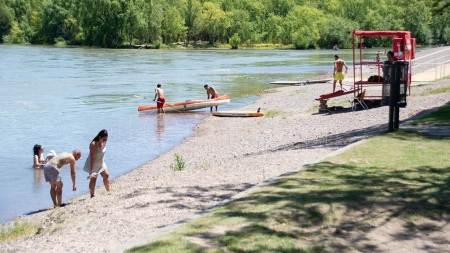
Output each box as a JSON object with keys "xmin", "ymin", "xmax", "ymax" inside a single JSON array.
[
  {"xmin": 204, "ymin": 84, "xmax": 219, "ymax": 112},
  {"xmin": 153, "ymin": 83, "xmax": 165, "ymax": 114}
]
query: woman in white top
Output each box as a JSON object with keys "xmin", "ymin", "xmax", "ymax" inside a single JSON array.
[{"xmin": 83, "ymin": 129, "xmax": 110, "ymax": 198}]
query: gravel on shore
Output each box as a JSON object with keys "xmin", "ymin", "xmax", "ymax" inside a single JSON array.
[{"xmin": 1, "ymin": 48, "xmax": 449, "ymax": 253}]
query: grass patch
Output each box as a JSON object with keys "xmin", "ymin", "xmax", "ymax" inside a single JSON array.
[
  {"xmin": 410, "ymin": 102, "xmax": 450, "ymax": 125},
  {"xmin": 241, "ymin": 43, "xmax": 294, "ymax": 50},
  {"xmin": 265, "ymin": 110, "xmax": 287, "ymax": 118},
  {"xmin": 289, "ymin": 89, "xmax": 307, "ymax": 96},
  {"xmin": 0, "ymin": 219, "xmax": 40, "ymax": 242},
  {"xmin": 419, "ymin": 85, "xmax": 450, "ymax": 96},
  {"xmin": 171, "ymin": 153, "xmax": 186, "ymax": 171},
  {"xmin": 126, "ymin": 129, "xmax": 450, "ymax": 252},
  {"xmin": 260, "ymin": 89, "xmax": 280, "ymax": 94}
]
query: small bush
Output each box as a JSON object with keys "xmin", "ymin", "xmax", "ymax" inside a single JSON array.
[
  {"xmin": 153, "ymin": 40, "xmax": 161, "ymax": 49},
  {"xmin": 230, "ymin": 33, "xmax": 241, "ymax": 49},
  {"xmin": 0, "ymin": 219, "xmax": 40, "ymax": 242},
  {"xmin": 171, "ymin": 153, "xmax": 186, "ymax": 171}
]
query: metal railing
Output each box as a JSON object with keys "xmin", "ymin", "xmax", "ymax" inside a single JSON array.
[{"xmin": 412, "ymin": 47, "xmax": 450, "ymax": 79}]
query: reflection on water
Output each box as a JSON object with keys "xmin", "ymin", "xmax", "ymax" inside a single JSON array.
[
  {"xmin": 33, "ymin": 168, "xmax": 44, "ymax": 189},
  {"xmin": 156, "ymin": 114, "xmax": 165, "ymax": 141}
]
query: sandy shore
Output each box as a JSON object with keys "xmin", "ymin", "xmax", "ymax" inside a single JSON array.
[{"xmin": 1, "ymin": 48, "xmax": 449, "ymax": 253}]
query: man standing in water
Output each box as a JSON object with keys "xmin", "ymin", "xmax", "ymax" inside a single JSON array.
[
  {"xmin": 153, "ymin": 83, "xmax": 165, "ymax": 114},
  {"xmin": 43, "ymin": 150, "xmax": 81, "ymax": 207},
  {"xmin": 332, "ymin": 55, "xmax": 348, "ymax": 92},
  {"xmin": 204, "ymin": 84, "xmax": 219, "ymax": 112}
]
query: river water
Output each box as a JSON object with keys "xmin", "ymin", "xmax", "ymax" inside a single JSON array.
[{"xmin": 0, "ymin": 44, "xmax": 353, "ymax": 223}]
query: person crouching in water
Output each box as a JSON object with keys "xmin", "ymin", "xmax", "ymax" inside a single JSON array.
[
  {"xmin": 83, "ymin": 129, "xmax": 110, "ymax": 198},
  {"xmin": 43, "ymin": 150, "xmax": 81, "ymax": 207},
  {"xmin": 204, "ymin": 84, "xmax": 219, "ymax": 112}
]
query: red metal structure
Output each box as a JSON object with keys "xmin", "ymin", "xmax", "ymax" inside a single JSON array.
[{"xmin": 352, "ymin": 30, "xmax": 415, "ymax": 99}]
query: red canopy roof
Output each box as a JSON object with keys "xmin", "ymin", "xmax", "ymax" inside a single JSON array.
[
  {"xmin": 353, "ymin": 30, "xmax": 411, "ymax": 37},
  {"xmin": 353, "ymin": 30, "xmax": 413, "ymax": 60}
]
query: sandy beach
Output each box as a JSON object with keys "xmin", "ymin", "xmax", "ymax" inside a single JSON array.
[{"xmin": 1, "ymin": 48, "xmax": 450, "ymax": 253}]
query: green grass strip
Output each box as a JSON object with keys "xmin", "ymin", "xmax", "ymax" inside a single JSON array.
[{"xmin": 126, "ymin": 129, "xmax": 450, "ymax": 253}]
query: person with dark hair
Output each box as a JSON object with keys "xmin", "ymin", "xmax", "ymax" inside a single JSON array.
[
  {"xmin": 33, "ymin": 144, "xmax": 45, "ymax": 169},
  {"xmin": 83, "ymin": 129, "xmax": 110, "ymax": 198},
  {"xmin": 153, "ymin": 83, "xmax": 165, "ymax": 114},
  {"xmin": 386, "ymin": 51, "xmax": 396, "ymax": 61},
  {"xmin": 332, "ymin": 55, "xmax": 348, "ymax": 92},
  {"xmin": 204, "ymin": 84, "xmax": 219, "ymax": 112},
  {"xmin": 43, "ymin": 149, "xmax": 82, "ymax": 207}
]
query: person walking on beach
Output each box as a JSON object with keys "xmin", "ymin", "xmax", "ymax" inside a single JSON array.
[
  {"xmin": 153, "ymin": 83, "xmax": 165, "ymax": 114},
  {"xmin": 332, "ymin": 55, "xmax": 348, "ymax": 92},
  {"xmin": 204, "ymin": 84, "xmax": 219, "ymax": 112},
  {"xmin": 43, "ymin": 150, "xmax": 81, "ymax": 207},
  {"xmin": 83, "ymin": 129, "xmax": 110, "ymax": 198}
]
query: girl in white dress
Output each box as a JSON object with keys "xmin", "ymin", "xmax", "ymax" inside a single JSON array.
[{"xmin": 83, "ymin": 129, "xmax": 110, "ymax": 198}]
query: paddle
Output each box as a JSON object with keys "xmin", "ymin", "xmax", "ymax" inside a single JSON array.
[{"xmin": 134, "ymin": 95, "xmax": 174, "ymax": 107}]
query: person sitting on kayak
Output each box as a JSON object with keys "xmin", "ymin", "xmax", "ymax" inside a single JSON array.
[
  {"xmin": 153, "ymin": 83, "xmax": 165, "ymax": 114},
  {"xmin": 204, "ymin": 84, "xmax": 219, "ymax": 112}
]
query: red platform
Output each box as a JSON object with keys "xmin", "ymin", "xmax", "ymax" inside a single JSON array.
[{"xmin": 315, "ymin": 89, "xmax": 359, "ymax": 101}]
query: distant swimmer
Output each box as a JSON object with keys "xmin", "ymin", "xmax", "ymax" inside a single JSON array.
[
  {"xmin": 204, "ymin": 84, "xmax": 219, "ymax": 112},
  {"xmin": 43, "ymin": 150, "xmax": 81, "ymax": 207},
  {"xmin": 332, "ymin": 55, "xmax": 348, "ymax": 92},
  {"xmin": 153, "ymin": 83, "xmax": 165, "ymax": 114}
]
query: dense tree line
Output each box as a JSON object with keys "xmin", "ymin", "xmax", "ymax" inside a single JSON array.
[{"xmin": 0, "ymin": 0, "xmax": 448, "ymax": 48}]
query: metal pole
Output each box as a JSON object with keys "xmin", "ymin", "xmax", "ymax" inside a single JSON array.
[
  {"xmin": 394, "ymin": 106, "xmax": 400, "ymax": 129},
  {"xmin": 388, "ymin": 65, "xmax": 395, "ymax": 132}
]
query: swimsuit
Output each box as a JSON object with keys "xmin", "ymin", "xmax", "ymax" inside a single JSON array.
[
  {"xmin": 211, "ymin": 93, "xmax": 219, "ymax": 99},
  {"xmin": 83, "ymin": 145, "xmax": 107, "ymax": 174},
  {"xmin": 334, "ymin": 72, "xmax": 344, "ymax": 81},
  {"xmin": 44, "ymin": 163, "xmax": 61, "ymax": 182},
  {"xmin": 157, "ymin": 97, "xmax": 165, "ymax": 108}
]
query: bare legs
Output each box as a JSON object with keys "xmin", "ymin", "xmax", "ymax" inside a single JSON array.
[
  {"xmin": 89, "ymin": 169, "xmax": 110, "ymax": 198},
  {"xmin": 332, "ymin": 80, "xmax": 343, "ymax": 92},
  {"xmin": 49, "ymin": 181, "xmax": 63, "ymax": 207}
]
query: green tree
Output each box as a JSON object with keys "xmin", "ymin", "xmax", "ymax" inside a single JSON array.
[
  {"xmin": 39, "ymin": 0, "xmax": 80, "ymax": 45},
  {"xmin": 400, "ymin": 0, "xmax": 432, "ymax": 44},
  {"xmin": 317, "ymin": 16, "xmax": 357, "ymax": 49},
  {"xmin": 183, "ymin": 0, "xmax": 201, "ymax": 45},
  {"xmin": 142, "ymin": 0, "xmax": 163, "ymax": 44},
  {"xmin": 284, "ymin": 6, "xmax": 324, "ymax": 49},
  {"xmin": 4, "ymin": 0, "xmax": 42, "ymax": 43},
  {"xmin": 201, "ymin": 1, "xmax": 227, "ymax": 45},
  {"xmin": 76, "ymin": 0, "xmax": 128, "ymax": 47},
  {"xmin": 264, "ymin": 14, "xmax": 284, "ymax": 44},
  {"xmin": 0, "ymin": 0, "xmax": 13, "ymax": 42},
  {"xmin": 161, "ymin": 5, "xmax": 185, "ymax": 43},
  {"xmin": 225, "ymin": 9, "xmax": 251, "ymax": 43}
]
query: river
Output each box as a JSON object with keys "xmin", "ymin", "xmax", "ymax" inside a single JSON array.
[{"xmin": 0, "ymin": 44, "xmax": 358, "ymax": 223}]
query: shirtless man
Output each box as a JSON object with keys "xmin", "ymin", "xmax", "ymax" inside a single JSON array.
[
  {"xmin": 333, "ymin": 55, "xmax": 348, "ymax": 92},
  {"xmin": 43, "ymin": 150, "xmax": 81, "ymax": 207},
  {"xmin": 153, "ymin": 83, "xmax": 165, "ymax": 114},
  {"xmin": 204, "ymin": 84, "xmax": 219, "ymax": 112}
]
